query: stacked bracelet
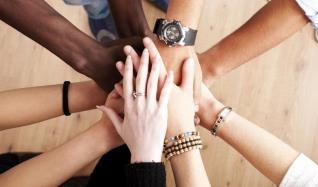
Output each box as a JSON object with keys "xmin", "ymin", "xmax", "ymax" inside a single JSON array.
[
  {"xmin": 163, "ymin": 132, "xmax": 202, "ymax": 160},
  {"xmin": 164, "ymin": 131, "xmax": 199, "ymax": 147}
]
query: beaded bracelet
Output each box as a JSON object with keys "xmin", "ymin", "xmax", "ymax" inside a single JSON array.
[
  {"xmin": 163, "ymin": 135, "xmax": 202, "ymax": 153},
  {"xmin": 165, "ymin": 144, "xmax": 203, "ymax": 160},
  {"xmin": 163, "ymin": 131, "xmax": 203, "ymax": 160},
  {"xmin": 164, "ymin": 140, "xmax": 202, "ymax": 155},
  {"xmin": 164, "ymin": 131, "xmax": 199, "ymax": 147}
]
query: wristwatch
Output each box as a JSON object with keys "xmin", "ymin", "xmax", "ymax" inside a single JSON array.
[{"xmin": 153, "ymin": 18, "xmax": 198, "ymax": 47}]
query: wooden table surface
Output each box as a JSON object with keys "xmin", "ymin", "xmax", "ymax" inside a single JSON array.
[{"xmin": 0, "ymin": 0, "xmax": 317, "ymax": 186}]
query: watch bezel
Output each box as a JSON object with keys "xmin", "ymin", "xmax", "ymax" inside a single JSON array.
[{"xmin": 159, "ymin": 20, "xmax": 186, "ymax": 46}]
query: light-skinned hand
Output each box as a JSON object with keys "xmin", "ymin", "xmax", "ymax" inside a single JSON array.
[{"xmin": 99, "ymin": 48, "xmax": 174, "ymax": 163}]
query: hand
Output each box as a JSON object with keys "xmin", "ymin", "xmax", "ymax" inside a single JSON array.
[
  {"xmin": 123, "ymin": 36, "xmax": 202, "ymax": 104},
  {"xmin": 96, "ymin": 89, "xmax": 124, "ymax": 149},
  {"xmin": 166, "ymin": 58, "xmax": 198, "ymax": 137},
  {"xmin": 77, "ymin": 36, "xmax": 143, "ymax": 92},
  {"xmin": 117, "ymin": 38, "xmax": 198, "ymax": 138},
  {"xmin": 101, "ymin": 49, "xmax": 174, "ymax": 163},
  {"xmin": 152, "ymin": 36, "xmax": 202, "ymax": 105}
]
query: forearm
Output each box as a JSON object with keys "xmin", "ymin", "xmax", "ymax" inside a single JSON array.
[
  {"xmin": 166, "ymin": 0, "xmax": 204, "ymax": 29},
  {"xmin": 198, "ymin": 93, "xmax": 299, "ymax": 184},
  {"xmin": 170, "ymin": 150, "xmax": 210, "ymax": 187},
  {"xmin": 154, "ymin": 0, "xmax": 204, "ymax": 89},
  {"xmin": 200, "ymin": 0, "xmax": 308, "ymax": 82},
  {"xmin": 0, "ymin": 0, "xmax": 102, "ymax": 70},
  {"xmin": 0, "ymin": 81, "xmax": 106, "ymax": 130},
  {"xmin": 218, "ymin": 112, "xmax": 299, "ymax": 184},
  {"xmin": 0, "ymin": 121, "xmax": 116, "ymax": 187},
  {"xmin": 108, "ymin": 0, "xmax": 151, "ymax": 37}
]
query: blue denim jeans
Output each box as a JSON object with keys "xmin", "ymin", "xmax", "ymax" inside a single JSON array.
[{"xmin": 63, "ymin": 0, "xmax": 109, "ymax": 19}]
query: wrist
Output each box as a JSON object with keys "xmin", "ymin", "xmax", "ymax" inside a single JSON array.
[
  {"xmin": 199, "ymin": 52, "xmax": 223, "ymax": 84},
  {"xmin": 92, "ymin": 119, "xmax": 123, "ymax": 154},
  {"xmin": 109, "ymin": 0, "xmax": 151, "ymax": 37},
  {"xmin": 166, "ymin": 121, "xmax": 196, "ymax": 139},
  {"xmin": 198, "ymin": 98, "xmax": 225, "ymax": 130},
  {"xmin": 69, "ymin": 81, "xmax": 106, "ymax": 113},
  {"xmin": 131, "ymin": 147, "xmax": 162, "ymax": 163}
]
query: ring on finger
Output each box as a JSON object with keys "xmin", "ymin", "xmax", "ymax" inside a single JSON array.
[{"xmin": 132, "ymin": 91, "xmax": 144, "ymax": 99}]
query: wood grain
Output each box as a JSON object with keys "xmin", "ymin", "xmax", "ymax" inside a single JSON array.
[{"xmin": 0, "ymin": 0, "xmax": 317, "ymax": 186}]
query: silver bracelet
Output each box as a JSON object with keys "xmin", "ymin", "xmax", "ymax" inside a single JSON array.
[{"xmin": 211, "ymin": 106, "xmax": 232, "ymax": 136}]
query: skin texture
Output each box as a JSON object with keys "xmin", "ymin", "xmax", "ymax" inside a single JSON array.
[
  {"xmin": 0, "ymin": 81, "xmax": 106, "ymax": 130},
  {"xmin": 0, "ymin": 89, "xmax": 123, "ymax": 187},
  {"xmin": 0, "ymin": 0, "xmax": 143, "ymax": 92},
  {"xmin": 153, "ymin": 0, "xmax": 205, "ymax": 103},
  {"xmin": 115, "ymin": 39, "xmax": 211, "ymax": 186},
  {"xmin": 199, "ymin": 0, "xmax": 309, "ymax": 84},
  {"xmin": 197, "ymin": 84, "xmax": 299, "ymax": 185},
  {"xmin": 108, "ymin": 0, "xmax": 152, "ymax": 38},
  {"xmin": 101, "ymin": 49, "xmax": 174, "ymax": 163}
]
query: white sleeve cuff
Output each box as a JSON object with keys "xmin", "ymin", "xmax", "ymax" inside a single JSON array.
[
  {"xmin": 296, "ymin": 0, "xmax": 318, "ymax": 28},
  {"xmin": 279, "ymin": 153, "xmax": 318, "ymax": 187}
]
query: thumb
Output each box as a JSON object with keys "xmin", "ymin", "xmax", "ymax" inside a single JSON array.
[{"xmin": 97, "ymin": 106, "xmax": 123, "ymax": 134}]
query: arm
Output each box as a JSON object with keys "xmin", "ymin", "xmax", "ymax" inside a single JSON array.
[
  {"xmin": 0, "ymin": 117, "xmax": 122, "ymax": 187},
  {"xmin": 198, "ymin": 84, "xmax": 299, "ymax": 184},
  {"xmin": 108, "ymin": 0, "xmax": 152, "ymax": 38},
  {"xmin": 152, "ymin": 0, "xmax": 205, "ymax": 102},
  {"xmin": 0, "ymin": 0, "xmax": 142, "ymax": 92},
  {"xmin": 166, "ymin": 59, "xmax": 210, "ymax": 187},
  {"xmin": 199, "ymin": 0, "xmax": 309, "ymax": 84},
  {"xmin": 105, "ymin": 40, "xmax": 210, "ymax": 186},
  {"xmin": 0, "ymin": 81, "xmax": 106, "ymax": 130}
]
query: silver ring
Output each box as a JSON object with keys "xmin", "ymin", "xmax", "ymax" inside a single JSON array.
[{"xmin": 132, "ymin": 91, "xmax": 144, "ymax": 99}]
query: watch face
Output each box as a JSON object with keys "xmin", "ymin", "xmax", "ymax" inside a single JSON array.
[{"xmin": 163, "ymin": 23, "xmax": 183, "ymax": 44}]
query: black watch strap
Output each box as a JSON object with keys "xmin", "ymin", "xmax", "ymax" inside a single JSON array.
[
  {"xmin": 184, "ymin": 28, "xmax": 197, "ymax": 46},
  {"xmin": 153, "ymin": 18, "xmax": 164, "ymax": 36}
]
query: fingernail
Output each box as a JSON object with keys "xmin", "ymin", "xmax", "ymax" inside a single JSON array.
[
  {"xmin": 111, "ymin": 91, "xmax": 119, "ymax": 98},
  {"xmin": 96, "ymin": 105, "xmax": 102, "ymax": 110},
  {"xmin": 188, "ymin": 58, "xmax": 194, "ymax": 65},
  {"xmin": 116, "ymin": 62, "xmax": 123, "ymax": 69},
  {"xmin": 143, "ymin": 37, "xmax": 151, "ymax": 44},
  {"xmin": 124, "ymin": 45, "xmax": 132, "ymax": 54},
  {"xmin": 194, "ymin": 104, "xmax": 199, "ymax": 112}
]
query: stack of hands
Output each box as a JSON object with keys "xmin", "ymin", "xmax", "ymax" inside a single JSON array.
[{"xmin": 96, "ymin": 37, "xmax": 216, "ymax": 164}]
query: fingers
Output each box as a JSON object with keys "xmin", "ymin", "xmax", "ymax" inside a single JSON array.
[
  {"xmin": 116, "ymin": 61, "xmax": 125, "ymax": 76},
  {"xmin": 97, "ymin": 106, "xmax": 123, "ymax": 133},
  {"xmin": 159, "ymin": 71, "xmax": 174, "ymax": 107},
  {"xmin": 136, "ymin": 49, "xmax": 149, "ymax": 95},
  {"xmin": 147, "ymin": 57, "xmax": 161, "ymax": 103},
  {"xmin": 143, "ymin": 37, "xmax": 167, "ymax": 84},
  {"xmin": 124, "ymin": 45, "xmax": 140, "ymax": 71},
  {"xmin": 180, "ymin": 58, "xmax": 195, "ymax": 94},
  {"xmin": 193, "ymin": 61, "xmax": 202, "ymax": 105},
  {"xmin": 114, "ymin": 83, "xmax": 124, "ymax": 98},
  {"xmin": 123, "ymin": 55, "xmax": 134, "ymax": 109}
]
